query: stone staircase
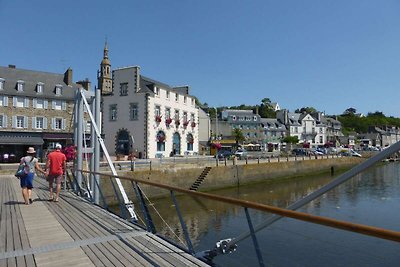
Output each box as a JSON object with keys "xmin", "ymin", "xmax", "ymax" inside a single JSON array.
[{"xmin": 189, "ymin": 166, "xmax": 212, "ymax": 191}]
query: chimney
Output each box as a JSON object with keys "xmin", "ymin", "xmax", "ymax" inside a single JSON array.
[
  {"xmin": 76, "ymin": 78, "xmax": 91, "ymax": 91},
  {"xmin": 64, "ymin": 68, "xmax": 73, "ymax": 85},
  {"xmin": 8, "ymin": 64, "xmax": 16, "ymax": 69}
]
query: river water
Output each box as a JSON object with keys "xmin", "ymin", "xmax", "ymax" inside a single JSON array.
[{"xmin": 138, "ymin": 162, "xmax": 400, "ymax": 266}]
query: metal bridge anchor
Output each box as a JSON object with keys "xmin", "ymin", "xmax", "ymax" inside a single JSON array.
[{"xmin": 195, "ymin": 238, "xmax": 237, "ymax": 263}]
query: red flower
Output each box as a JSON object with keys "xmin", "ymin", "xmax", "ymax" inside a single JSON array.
[
  {"xmin": 183, "ymin": 121, "xmax": 189, "ymax": 128},
  {"xmin": 212, "ymin": 143, "xmax": 222, "ymax": 150},
  {"xmin": 155, "ymin": 115, "xmax": 162, "ymax": 123},
  {"xmin": 175, "ymin": 119, "xmax": 180, "ymax": 126},
  {"xmin": 166, "ymin": 118, "xmax": 172, "ymax": 125},
  {"xmin": 191, "ymin": 121, "xmax": 196, "ymax": 127}
]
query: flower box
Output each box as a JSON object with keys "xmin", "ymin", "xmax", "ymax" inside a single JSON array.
[
  {"xmin": 155, "ymin": 115, "xmax": 162, "ymax": 123},
  {"xmin": 166, "ymin": 118, "xmax": 173, "ymax": 125},
  {"xmin": 191, "ymin": 122, "xmax": 196, "ymax": 128}
]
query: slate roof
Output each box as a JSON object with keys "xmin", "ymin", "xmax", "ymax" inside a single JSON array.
[
  {"xmin": 139, "ymin": 75, "xmax": 192, "ymax": 96},
  {"xmin": 0, "ymin": 66, "xmax": 80, "ymax": 100}
]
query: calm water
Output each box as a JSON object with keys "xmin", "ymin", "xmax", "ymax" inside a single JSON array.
[{"xmin": 137, "ymin": 162, "xmax": 400, "ymax": 266}]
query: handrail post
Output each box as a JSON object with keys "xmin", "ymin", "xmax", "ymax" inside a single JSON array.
[
  {"xmin": 244, "ymin": 207, "xmax": 265, "ymax": 267},
  {"xmin": 132, "ymin": 182, "xmax": 156, "ymax": 233},
  {"xmin": 109, "ymin": 177, "xmax": 127, "ymax": 219},
  {"xmin": 170, "ymin": 191, "xmax": 195, "ymax": 255}
]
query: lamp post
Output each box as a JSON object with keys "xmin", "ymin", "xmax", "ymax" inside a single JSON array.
[
  {"xmin": 214, "ymin": 107, "xmax": 218, "ymax": 140},
  {"xmin": 130, "ymin": 135, "xmax": 135, "ymax": 171}
]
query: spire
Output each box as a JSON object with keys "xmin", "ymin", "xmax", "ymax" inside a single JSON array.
[{"xmin": 103, "ymin": 40, "xmax": 109, "ymax": 59}]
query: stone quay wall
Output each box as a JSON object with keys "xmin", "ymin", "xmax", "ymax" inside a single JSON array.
[{"xmin": 99, "ymin": 157, "xmax": 364, "ymax": 201}]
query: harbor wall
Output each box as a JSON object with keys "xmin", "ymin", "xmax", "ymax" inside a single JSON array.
[{"xmin": 99, "ymin": 157, "xmax": 364, "ymax": 200}]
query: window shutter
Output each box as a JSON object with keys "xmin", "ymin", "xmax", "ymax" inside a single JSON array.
[
  {"xmin": 44, "ymin": 100, "xmax": 48, "ymax": 109},
  {"xmin": 52, "ymin": 101, "xmax": 55, "ymax": 110},
  {"xmin": 62, "ymin": 101, "xmax": 66, "ymax": 110},
  {"xmin": 4, "ymin": 97, "xmax": 8, "ymax": 107},
  {"xmin": 23, "ymin": 116, "xmax": 28, "ymax": 128},
  {"xmin": 62, "ymin": 118, "xmax": 66, "ymax": 130},
  {"xmin": 51, "ymin": 118, "xmax": 55, "ymax": 129},
  {"xmin": 3, "ymin": 115, "xmax": 7, "ymax": 127},
  {"xmin": 33, "ymin": 99, "xmax": 37, "ymax": 108},
  {"xmin": 12, "ymin": 116, "xmax": 16, "ymax": 128},
  {"xmin": 25, "ymin": 98, "xmax": 29, "ymax": 108},
  {"xmin": 32, "ymin": 117, "xmax": 36, "ymax": 129},
  {"xmin": 13, "ymin": 97, "xmax": 17, "ymax": 107},
  {"xmin": 43, "ymin": 117, "xmax": 48, "ymax": 129}
]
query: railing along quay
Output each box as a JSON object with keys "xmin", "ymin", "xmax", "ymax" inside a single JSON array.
[{"xmin": 75, "ymin": 167, "xmax": 400, "ymax": 267}]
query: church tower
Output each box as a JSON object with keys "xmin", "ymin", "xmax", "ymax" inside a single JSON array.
[{"xmin": 98, "ymin": 41, "xmax": 112, "ymax": 95}]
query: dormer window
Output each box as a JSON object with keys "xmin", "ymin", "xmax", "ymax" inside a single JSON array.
[
  {"xmin": 0, "ymin": 78, "xmax": 4, "ymax": 90},
  {"xmin": 232, "ymin": 115, "xmax": 236, "ymax": 121},
  {"xmin": 36, "ymin": 82, "xmax": 44, "ymax": 94},
  {"xmin": 55, "ymin": 85, "xmax": 62, "ymax": 96},
  {"xmin": 154, "ymin": 86, "xmax": 160, "ymax": 96},
  {"xmin": 17, "ymin": 80, "xmax": 24, "ymax": 91}
]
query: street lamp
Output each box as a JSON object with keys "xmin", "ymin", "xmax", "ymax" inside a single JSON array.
[{"xmin": 214, "ymin": 107, "xmax": 219, "ymax": 140}]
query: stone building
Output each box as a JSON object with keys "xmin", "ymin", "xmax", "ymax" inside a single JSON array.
[
  {"xmin": 0, "ymin": 65, "xmax": 86, "ymax": 161},
  {"xmin": 98, "ymin": 44, "xmax": 199, "ymax": 158}
]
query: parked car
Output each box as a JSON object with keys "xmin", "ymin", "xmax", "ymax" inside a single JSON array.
[
  {"xmin": 234, "ymin": 149, "xmax": 248, "ymax": 160},
  {"xmin": 215, "ymin": 150, "xmax": 233, "ymax": 160},
  {"xmin": 292, "ymin": 148, "xmax": 308, "ymax": 156}
]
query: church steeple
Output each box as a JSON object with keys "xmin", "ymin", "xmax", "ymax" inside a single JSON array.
[{"xmin": 98, "ymin": 41, "xmax": 112, "ymax": 95}]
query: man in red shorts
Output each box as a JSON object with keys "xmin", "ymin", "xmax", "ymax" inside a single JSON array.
[{"xmin": 46, "ymin": 143, "xmax": 67, "ymax": 202}]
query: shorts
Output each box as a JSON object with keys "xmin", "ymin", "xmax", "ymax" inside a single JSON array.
[
  {"xmin": 48, "ymin": 174, "xmax": 63, "ymax": 185},
  {"xmin": 20, "ymin": 172, "xmax": 34, "ymax": 189}
]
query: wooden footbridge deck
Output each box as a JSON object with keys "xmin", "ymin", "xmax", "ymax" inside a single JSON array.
[{"xmin": 0, "ymin": 175, "xmax": 209, "ymax": 267}]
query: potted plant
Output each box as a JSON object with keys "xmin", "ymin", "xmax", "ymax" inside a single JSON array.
[
  {"xmin": 166, "ymin": 117, "xmax": 173, "ymax": 126},
  {"xmin": 191, "ymin": 121, "xmax": 196, "ymax": 128},
  {"xmin": 155, "ymin": 115, "xmax": 162, "ymax": 123}
]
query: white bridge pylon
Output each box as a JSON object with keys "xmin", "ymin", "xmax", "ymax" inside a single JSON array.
[{"xmin": 75, "ymin": 88, "xmax": 138, "ymax": 222}]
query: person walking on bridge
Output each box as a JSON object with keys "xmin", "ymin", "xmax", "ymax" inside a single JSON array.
[
  {"xmin": 20, "ymin": 147, "xmax": 46, "ymax": 205},
  {"xmin": 46, "ymin": 143, "xmax": 66, "ymax": 202}
]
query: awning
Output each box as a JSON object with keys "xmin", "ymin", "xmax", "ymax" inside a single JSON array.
[{"xmin": 0, "ymin": 135, "xmax": 44, "ymax": 145}]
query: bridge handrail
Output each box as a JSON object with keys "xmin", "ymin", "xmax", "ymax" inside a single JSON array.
[{"xmin": 79, "ymin": 169, "xmax": 400, "ymax": 243}]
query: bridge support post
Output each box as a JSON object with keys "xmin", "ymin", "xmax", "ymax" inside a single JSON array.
[{"xmin": 244, "ymin": 207, "xmax": 265, "ymax": 267}]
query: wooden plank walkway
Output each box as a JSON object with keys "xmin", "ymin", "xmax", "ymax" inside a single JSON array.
[{"xmin": 0, "ymin": 175, "xmax": 210, "ymax": 267}]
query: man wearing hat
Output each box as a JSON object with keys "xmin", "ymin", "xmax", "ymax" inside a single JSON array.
[
  {"xmin": 20, "ymin": 147, "xmax": 46, "ymax": 205},
  {"xmin": 46, "ymin": 143, "xmax": 67, "ymax": 202}
]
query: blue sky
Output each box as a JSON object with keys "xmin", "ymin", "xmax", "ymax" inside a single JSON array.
[{"xmin": 1, "ymin": 0, "xmax": 400, "ymax": 116}]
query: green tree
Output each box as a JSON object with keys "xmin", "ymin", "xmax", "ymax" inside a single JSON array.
[
  {"xmin": 282, "ymin": 136, "xmax": 299, "ymax": 151},
  {"xmin": 232, "ymin": 128, "xmax": 245, "ymax": 148},
  {"xmin": 295, "ymin": 107, "xmax": 317, "ymax": 114}
]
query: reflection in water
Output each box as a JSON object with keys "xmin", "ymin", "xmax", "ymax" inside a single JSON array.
[{"xmin": 131, "ymin": 163, "xmax": 400, "ymax": 266}]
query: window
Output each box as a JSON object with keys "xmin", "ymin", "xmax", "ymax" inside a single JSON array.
[
  {"xmin": 319, "ymin": 127, "xmax": 323, "ymax": 133},
  {"xmin": 155, "ymin": 105, "xmax": 161, "ymax": 117},
  {"xmin": 33, "ymin": 117, "xmax": 47, "ymax": 129},
  {"xmin": 166, "ymin": 91, "xmax": 170, "ymax": 99},
  {"xmin": 129, "ymin": 103, "xmax": 138, "ymax": 121},
  {"xmin": 0, "ymin": 78, "xmax": 4, "ymax": 90},
  {"xmin": 183, "ymin": 112, "xmax": 188, "ymax": 122},
  {"xmin": 187, "ymin": 134, "xmax": 194, "ymax": 151},
  {"xmin": 36, "ymin": 83, "xmax": 44, "ymax": 93},
  {"xmin": 16, "ymin": 116, "xmax": 25, "ymax": 128},
  {"xmin": 34, "ymin": 99, "xmax": 48, "ymax": 109},
  {"xmin": 156, "ymin": 131, "xmax": 165, "ymax": 152},
  {"xmin": 55, "ymin": 85, "xmax": 62, "ymax": 96},
  {"xmin": 190, "ymin": 113, "xmax": 195, "ymax": 122},
  {"xmin": 175, "ymin": 93, "xmax": 179, "ymax": 102},
  {"xmin": 0, "ymin": 96, "xmax": 8, "ymax": 106},
  {"xmin": 184, "ymin": 96, "xmax": 187, "ymax": 103},
  {"xmin": 53, "ymin": 118, "xmax": 64, "ymax": 130},
  {"xmin": 191, "ymin": 98, "xmax": 195, "ymax": 106},
  {"xmin": 110, "ymin": 104, "xmax": 117, "ymax": 121},
  {"xmin": 232, "ymin": 115, "xmax": 236, "ymax": 121},
  {"xmin": 17, "ymin": 80, "xmax": 24, "ymax": 91},
  {"xmin": 120, "ymin": 83, "xmax": 128, "ymax": 96},
  {"xmin": 52, "ymin": 100, "xmax": 65, "ymax": 110},
  {"xmin": 174, "ymin": 110, "xmax": 180, "ymax": 120},
  {"xmin": 165, "ymin": 108, "xmax": 171, "ymax": 119},
  {"xmin": 0, "ymin": 114, "xmax": 7, "ymax": 128},
  {"xmin": 154, "ymin": 86, "xmax": 160, "ymax": 96},
  {"xmin": 319, "ymin": 136, "xmax": 323, "ymax": 143},
  {"xmin": 13, "ymin": 97, "xmax": 26, "ymax": 108},
  {"xmin": 254, "ymin": 116, "xmax": 257, "ymax": 121}
]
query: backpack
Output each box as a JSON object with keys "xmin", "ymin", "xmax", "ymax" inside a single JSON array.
[{"xmin": 15, "ymin": 156, "xmax": 34, "ymax": 178}]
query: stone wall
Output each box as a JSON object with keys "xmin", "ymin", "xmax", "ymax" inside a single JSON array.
[{"xmin": 98, "ymin": 157, "xmax": 364, "ymax": 202}]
